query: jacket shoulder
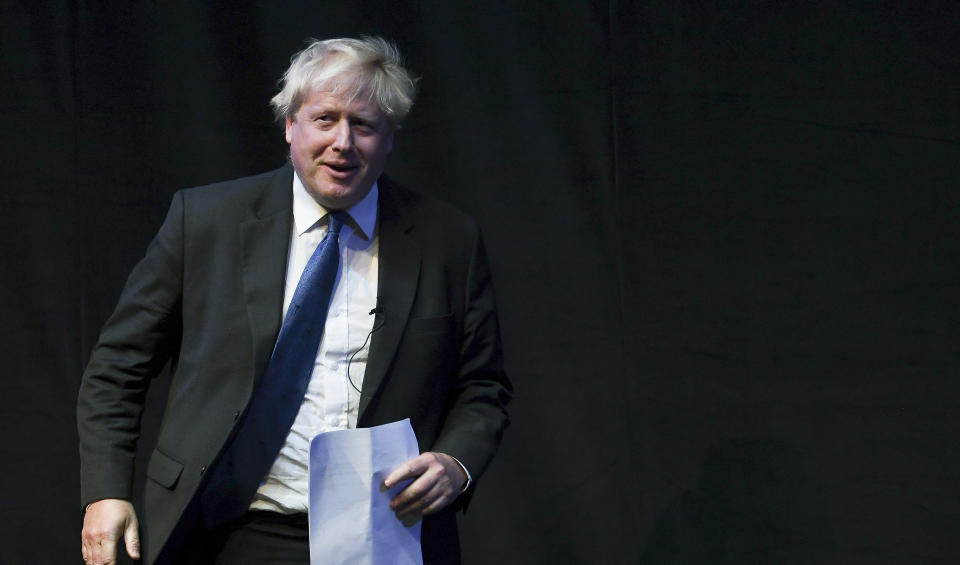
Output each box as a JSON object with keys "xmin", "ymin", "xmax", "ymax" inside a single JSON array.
[
  {"xmin": 380, "ymin": 178, "xmax": 481, "ymax": 240},
  {"xmin": 178, "ymin": 165, "xmax": 292, "ymax": 215}
]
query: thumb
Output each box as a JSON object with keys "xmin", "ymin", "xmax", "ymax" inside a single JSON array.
[{"xmin": 124, "ymin": 516, "xmax": 141, "ymax": 559}]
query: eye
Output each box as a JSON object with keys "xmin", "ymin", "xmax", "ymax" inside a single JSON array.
[{"xmin": 350, "ymin": 118, "xmax": 376, "ymax": 134}]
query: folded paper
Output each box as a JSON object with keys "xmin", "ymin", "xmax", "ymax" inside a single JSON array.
[{"xmin": 309, "ymin": 419, "xmax": 423, "ymax": 565}]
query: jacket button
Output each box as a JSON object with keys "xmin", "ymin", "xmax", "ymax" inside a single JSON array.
[
  {"xmin": 200, "ymin": 465, "xmax": 207, "ymax": 476},
  {"xmin": 233, "ymin": 411, "xmax": 241, "ymax": 421}
]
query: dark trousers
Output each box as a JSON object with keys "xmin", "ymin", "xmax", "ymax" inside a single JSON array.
[
  {"xmin": 162, "ymin": 508, "xmax": 461, "ymax": 565},
  {"xmin": 174, "ymin": 511, "xmax": 310, "ymax": 565}
]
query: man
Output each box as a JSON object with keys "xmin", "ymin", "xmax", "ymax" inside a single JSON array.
[{"xmin": 78, "ymin": 37, "xmax": 511, "ymax": 565}]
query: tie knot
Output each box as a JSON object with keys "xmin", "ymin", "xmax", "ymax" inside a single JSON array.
[{"xmin": 327, "ymin": 211, "xmax": 347, "ymax": 236}]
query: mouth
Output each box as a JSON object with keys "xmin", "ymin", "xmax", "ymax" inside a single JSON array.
[{"xmin": 322, "ymin": 162, "xmax": 359, "ymax": 179}]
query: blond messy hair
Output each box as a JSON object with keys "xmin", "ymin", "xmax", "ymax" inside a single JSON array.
[{"xmin": 270, "ymin": 36, "xmax": 418, "ymax": 128}]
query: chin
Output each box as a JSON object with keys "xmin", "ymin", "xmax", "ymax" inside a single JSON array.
[{"xmin": 310, "ymin": 185, "xmax": 362, "ymax": 209}]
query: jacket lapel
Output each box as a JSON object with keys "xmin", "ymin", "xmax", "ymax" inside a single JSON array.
[
  {"xmin": 358, "ymin": 180, "xmax": 420, "ymax": 421},
  {"xmin": 241, "ymin": 165, "xmax": 294, "ymax": 387}
]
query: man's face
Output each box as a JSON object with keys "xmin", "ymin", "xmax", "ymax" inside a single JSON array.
[{"xmin": 285, "ymin": 88, "xmax": 394, "ymax": 210}]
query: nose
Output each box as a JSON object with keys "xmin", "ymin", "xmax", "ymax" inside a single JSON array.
[{"xmin": 331, "ymin": 119, "xmax": 353, "ymax": 152}]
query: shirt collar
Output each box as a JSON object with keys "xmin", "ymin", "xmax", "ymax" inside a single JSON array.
[{"xmin": 292, "ymin": 173, "xmax": 379, "ymax": 239}]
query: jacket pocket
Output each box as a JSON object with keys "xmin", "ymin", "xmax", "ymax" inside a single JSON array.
[{"xmin": 146, "ymin": 448, "xmax": 184, "ymax": 490}]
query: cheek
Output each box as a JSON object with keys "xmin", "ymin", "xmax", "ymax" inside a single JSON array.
[
  {"xmin": 292, "ymin": 135, "xmax": 320, "ymax": 158},
  {"xmin": 362, "ymin": 142, "xmax": 389, "ymax": 163}
]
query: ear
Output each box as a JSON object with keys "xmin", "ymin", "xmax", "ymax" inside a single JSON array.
[
  {"xmin": 385, "ymin": 129, "xmax": 394, "ymax": 153},
  {"xmin": 285, "ymin": 116, "xmax": 294, "ymax": 144}
]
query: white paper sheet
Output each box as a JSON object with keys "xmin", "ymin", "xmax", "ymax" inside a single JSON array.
[{"xmin": 308, "ymin": 419, "xmax": 423, "ymax": 565}]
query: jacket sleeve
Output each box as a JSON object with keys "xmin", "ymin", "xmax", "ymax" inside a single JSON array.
[
  {"xmin": 431, "ymin": 229, "xmax": 512, "ymax": 498},
  {"xmin": 77, "ymin": 191, "xmax": 185, "ymax": 508}
]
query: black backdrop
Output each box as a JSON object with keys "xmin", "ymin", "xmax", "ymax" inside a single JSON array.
[{"xmin": 2, "ymin": 2, "xmax": 958, "ymax": 563}]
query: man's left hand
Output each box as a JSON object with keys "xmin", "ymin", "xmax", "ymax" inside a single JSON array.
[{"xmin": 384, "ymin": 452, "xmax": 467, "ymax": 525}]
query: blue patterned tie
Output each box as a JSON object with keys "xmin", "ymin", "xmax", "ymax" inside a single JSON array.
[{"xmin": 200, "ymin": 211, "xmax": 347, "ymax": 527}]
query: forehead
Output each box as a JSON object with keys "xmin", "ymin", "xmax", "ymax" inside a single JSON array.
[{"xmin": 298, "ymin": 89, "xmax": 384, "ymax": 119}]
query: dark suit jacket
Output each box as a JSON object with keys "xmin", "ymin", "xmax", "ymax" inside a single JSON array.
[{"xmin": 77, "ymin": 164, "xmax": 512, "ymax": 564}]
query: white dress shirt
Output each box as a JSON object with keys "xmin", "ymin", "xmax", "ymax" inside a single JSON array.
[{"xmin": 250, "ymin": 174, "xmax": 379, "ymax": 513}]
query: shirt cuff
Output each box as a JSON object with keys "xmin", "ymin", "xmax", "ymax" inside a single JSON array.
[{"xmin": 450, "ymin": 455, "xmax": 472, "ymax": 493}]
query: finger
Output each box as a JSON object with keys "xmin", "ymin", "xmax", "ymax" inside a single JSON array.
[
  {"xmin": 124, "ymin": 517, "xmax": 141, "ymax": 559},
  {"xmin": 397, "ymin": 462, "xmax": 464, "ymax": 517},
  {"xmin": 394, "ymin": 470, "xmax": 447, "ymax": 516},
  {"xmin": 397, "ymin": 485, "xmax": 442, "ymax": 518},
  {"xmin": 94, "ymin": 536, "xmax": 118, "ymax": 565},
  {"xmin": 391, "ymin": 466, "xmax": 439, "ymax": 511},
  {"xmin": 384, "ymin": 455, "xmax": 427, "ymax": 488},
  {"xmin": 396, "ymin": 478, "xmax": 454, "ymax": 526},
  {"xmin": 420, "ymin": 487, "xmax": 455, "ymax": 516}
]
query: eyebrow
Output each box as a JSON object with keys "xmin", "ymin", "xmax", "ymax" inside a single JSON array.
[{"xmin": 307, "ymin": 105, "xmax": 380, "ymax": 121}]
